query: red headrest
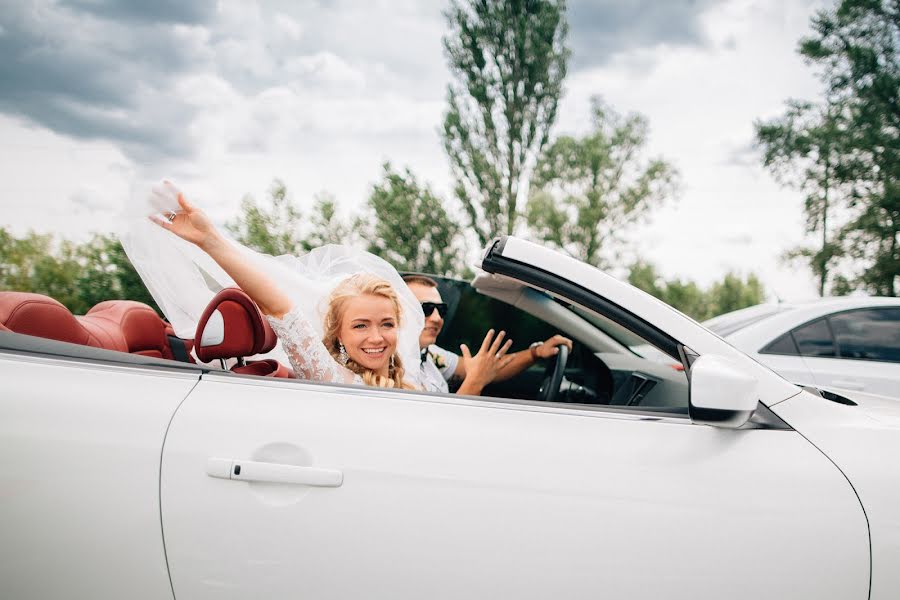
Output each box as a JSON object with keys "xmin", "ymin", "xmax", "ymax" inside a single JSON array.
[
  {"xmin": 0, "ymin": 292, "xmax": 104, "ymax": 348},
  {"xmin": 79, "ymin": 300, "xmax": 172, "ymax": 359},
  {"xmin": 194, "ymin": 288, "xmax": 277, "ymax": 363}
]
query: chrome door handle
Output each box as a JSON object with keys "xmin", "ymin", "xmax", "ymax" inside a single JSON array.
[{"xmin": 206, "ymin": 458, "xmax": 343, "ymax": 487}]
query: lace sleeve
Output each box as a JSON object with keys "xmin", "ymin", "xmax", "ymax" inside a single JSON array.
[{"xmin": 266, "ymin": 306, "xmax": 362, "ymax": 385}]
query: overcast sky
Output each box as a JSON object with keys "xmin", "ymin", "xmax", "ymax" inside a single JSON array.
[{"xmin": 0, "ymin": 0, "xmax": 830, "ymax": 301}]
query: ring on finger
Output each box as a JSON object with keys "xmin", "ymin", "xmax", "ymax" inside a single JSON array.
[{"xmin": 165, "ymin": 211, "xmax": 177, "ymax": 223}]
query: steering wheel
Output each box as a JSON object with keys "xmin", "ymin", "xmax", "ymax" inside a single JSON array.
[{"xmin": 537, "ymin": 344, "xmax": 570, "ymax": 403}]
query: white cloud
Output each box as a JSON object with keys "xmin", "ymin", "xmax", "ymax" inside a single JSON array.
[
  {"xmin": 274, "ymin": 12, "xmax": 303, "ymax": 41},
  {"xmin": 0, "ymin": 0, "xmax": 835, "ymax": 302}
]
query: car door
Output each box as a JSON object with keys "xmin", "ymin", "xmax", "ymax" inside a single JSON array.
[
  {"xmin": 0, "ymin": 338, "xmax": 201, "ymax": 600},
  {"xmin": 160, "ymin": 372, "xmax": 868, "ymax": 600},
  {"xmin": 819, "ymin": 308, "xmax": 900, "ymax": 396}
]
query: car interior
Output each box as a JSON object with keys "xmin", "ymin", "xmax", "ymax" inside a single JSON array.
[
  {"xmin": 437, "ymin": 273, "xmax": 689, "ymax": 411},
  {"xmin": 0, "ymin": 272, "xmax": 690, "ymax": 413}
]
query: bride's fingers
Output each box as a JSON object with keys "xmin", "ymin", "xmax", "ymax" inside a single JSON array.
[
  {"xmin": 176, "ymin": 192, "xmax": 192, "ymax": 212},
  {"xmin": 148, "ymin": 214, "xmax": 169, "ymax": 228}
]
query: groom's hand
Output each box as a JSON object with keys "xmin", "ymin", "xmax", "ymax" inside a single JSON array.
[{"xmin": 456, "ymin": 329, "xmax": 514, "ymax": 395}]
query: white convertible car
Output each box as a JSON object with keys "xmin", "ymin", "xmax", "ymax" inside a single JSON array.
[{"xmin": 1, "ymin": 236, "xmax": 898, "ymax": 599}]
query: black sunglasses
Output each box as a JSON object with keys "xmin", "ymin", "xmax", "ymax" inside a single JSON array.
[{"xmin": 421, "ymin": 302, "xmax": 448, "ymax": 318}]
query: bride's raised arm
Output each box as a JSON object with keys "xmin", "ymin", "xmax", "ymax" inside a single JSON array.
[{"xmin": 153, "ymin": 192, "xmax": 293, "ymax": 319}]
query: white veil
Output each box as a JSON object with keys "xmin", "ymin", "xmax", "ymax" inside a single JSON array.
[{"xmin": 120, "ymin": 182, "xmax": 425, "ymax": 382}]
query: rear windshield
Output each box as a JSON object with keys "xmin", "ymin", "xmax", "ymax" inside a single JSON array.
[{"xmin": 704, "ymin": 304, "xmax": 794, "ymax": 337}]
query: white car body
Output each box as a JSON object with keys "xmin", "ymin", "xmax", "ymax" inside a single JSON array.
[
  {"xmin": 707, "ymin": 297, "xmax": 900, "ymax": 398},
  {"xmin": 1, "ymin": 236, "xmax": 897, "ymax": 599}
]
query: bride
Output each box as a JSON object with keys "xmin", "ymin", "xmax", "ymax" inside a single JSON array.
[{"xmin": 124, "ymin": 182, "xmax": 511, "ymax": 391}]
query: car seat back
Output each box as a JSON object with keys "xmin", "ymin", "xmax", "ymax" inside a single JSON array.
[
  {"xmin": 0, "ymin": 292, "xmax": 106, "ymax": 348},
  {"xmin": 0, "ymin": 291, "xmax": 191, "ymax": 363},
  {"xmin": 79, "ymin": 300, "xmax": 174, "ymax": 359},
  {"xmin": 194, "ymin": 287, "xmax": 293, "ymax": 378}
]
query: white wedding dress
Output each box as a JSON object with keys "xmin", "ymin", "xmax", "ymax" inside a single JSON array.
[
  {"xmin": 265, "ymin": 306, "xmax": 362, "ymax": 385},
  {"xmin": 120, "ymin": 182, "xmax": 423, "ymax": 388}
]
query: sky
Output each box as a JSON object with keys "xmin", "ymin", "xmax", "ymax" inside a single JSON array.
[{"xmin": 0, "ymin": 0, "xmax": 831, "ymax": 301}]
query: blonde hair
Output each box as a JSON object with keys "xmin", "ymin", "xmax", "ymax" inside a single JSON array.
[{"xmin": 322, "ymin": 273, "xmax": 415, "ymax": 390}]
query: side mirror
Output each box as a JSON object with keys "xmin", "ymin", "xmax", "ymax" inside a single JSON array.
[{"xmin": 689, "ymin": 354, "xmax": 759, "ymax": 428}]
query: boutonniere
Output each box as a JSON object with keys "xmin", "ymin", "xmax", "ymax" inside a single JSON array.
[{"xmin": 428, "ymin": 349, "xmax": 447, "ymax": 370}]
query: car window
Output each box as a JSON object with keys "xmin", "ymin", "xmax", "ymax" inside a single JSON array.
[
  {"xmin": 760, "ymin": 332, "xmax": 800, "ymax": 356},
  {"xmin": 791, "ymin": 318, "xmax": 835, "ymax": 357},
  {"xmin": 829, "ymin": 308, "xmax": 900, "ymax": 363}
]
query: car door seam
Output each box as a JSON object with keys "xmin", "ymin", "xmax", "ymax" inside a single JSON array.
[
  {"xmin": 158, "ymin": 374, "xmax": 203, "ymax": 600},
  {"xmin": 793, "ymin": 426, "xmax": 873, "ymax": 600}
]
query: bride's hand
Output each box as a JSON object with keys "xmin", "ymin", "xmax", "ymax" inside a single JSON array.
[{"xmin": 151, "ymin": 189, "xmax": 220, "ymax": 249}]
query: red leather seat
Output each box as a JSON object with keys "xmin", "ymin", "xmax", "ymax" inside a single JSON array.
[
  {"xmin": 0, "ymin": 292, "xmax": 107, "ymax": 348},
  {"xmin": 0, "ymin": 292, "xmax": 190, "ymax": 362},
  {"xmin": 194, "ymin": 288, "xmax": 293, "ymax": 378},
  {"xmin": 79, "ymin": 300, "xmax": 175, "ymax": 359}
]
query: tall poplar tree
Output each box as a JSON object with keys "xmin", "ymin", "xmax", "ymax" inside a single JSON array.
[
  {"xmin": 755, "ymin": 100, "xmax": 850, "ymax": 296},
  {"xmin": 759, "ymin": 0, "xmax": 898, "ymax": 295},
  {"xmin": 442, "ymin": 0, "xmax": 569, "ymax": 245}
]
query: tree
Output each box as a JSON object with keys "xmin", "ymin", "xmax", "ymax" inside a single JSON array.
[
  {"xmin": 0, "ymin": 228, "xmax": 54, "ymax": 293},
  {"xmin": 527, "ymin": 98, "xmax": 679, "ymax": 267},
  {"xmin": 763, "ymin": 0, "xmax": 899, "ymax": 295},
  {"xmin": 304, "ymin": 192, "xmax": 354, "ymax": 249},
  {"xmin": 0, "ymin": 228, "xmax": 159, "ymax": 315},
  {"xmin": 75, "ymin": 234, "xmax": 160, "ymax": 313},
  {"xmin": 442, "ymin": 0, "xmax": 569, "ymax": 245},
  {"xmin": 226, "ymin": 180, "xmax": 307, "ymax": 256},
  {"xmin": 627, "ymin": 260, "xmax": 765, "ymax": 321},
  {"xmin": 227, "ymin": 180, "xmax": 358, "ymax": 257},
  {"xmin": 707, "ymin": 272, "xmax": 766, "ymax": 318},
  {"xmin": 364, "ymin": 164, "xmax": 468, "ymax": 276},
  {"xmin": 755, "ymin": 100, "xmax": 851, "ymax": 295}
]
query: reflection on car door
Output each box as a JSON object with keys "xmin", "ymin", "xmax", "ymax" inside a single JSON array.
[
  {"xmin": 804, "ymin": 356, "xmax": 900, "ymax": 396},
  {"xmin": 0, "ymin": 353, "xmax": 199, "ymax": 600},
  {"xmin": 161, "ymin": 374, "xmax": 868, "ymax": 600}
]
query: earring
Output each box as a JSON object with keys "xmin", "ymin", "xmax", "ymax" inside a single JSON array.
[
  {"xmin": 390, "ymin": 354, "xmax": 395, "ymax": 373},
  {"xmin": 338, "ymin": 342, "xmax": 348, "ymax": 365}
]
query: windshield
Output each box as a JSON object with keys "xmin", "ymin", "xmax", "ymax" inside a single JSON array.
[{"xmin": 568, "ymin": 303, "xmax": 679, "ymax": 363}]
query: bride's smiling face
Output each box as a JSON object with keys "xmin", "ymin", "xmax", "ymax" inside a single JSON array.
[{"xmin": 339, "ymin": 294, "xmax": 399, "ymax": 374}]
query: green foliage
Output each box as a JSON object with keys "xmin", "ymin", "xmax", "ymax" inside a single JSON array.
[
  {"xmin": 74, "ymin": 234, "xmax": 160, "ymax": 312},
  {"xmin": 0, "ymin": 228, "xmax": 159, "ymax": 315},
  {"xmin": 755, "ymin": 100, "xmax": 850, "ymax": 295},
  {"xmin": 442, "ymin": 0, "xmax": 569, "ymax": 245},
  {"xmin": 762, "ymin": 0, "xmax": 899, "ymax": 295},
  {"xmin": 363, "ymin": 163, "xmax": 468, "ymax": 277},
  {"xmin": 628, "ymin": 261, "xmax": 765, "ymax": 321},
  {"xmin": 226, "ymin": 180, "xmax": 360, "ymax": 257},
  {"xmin": 707, "ymin": 272, "xmax": 766, "ymax": 318},
  {"xmin": 528, "ymin": 98, "xmax": 679, "ymax": 267},
  {"xmin": 305, "ymin": 192, "xmax": 353, "ymax": 249},
  {"xmin": 226, "ymin": 180, "xmax": 307, "ymax": 256}
]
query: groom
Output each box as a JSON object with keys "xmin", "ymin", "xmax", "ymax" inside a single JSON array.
[{"xmin": 403, "ymin": 275, "xmax": 573, "ymax": 396}]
